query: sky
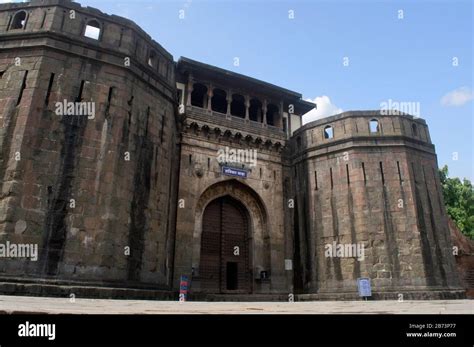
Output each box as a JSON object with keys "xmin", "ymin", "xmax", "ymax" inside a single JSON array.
[{"xmin": 4, "ymin": 0, "xmax": 473, "ymax": 180}]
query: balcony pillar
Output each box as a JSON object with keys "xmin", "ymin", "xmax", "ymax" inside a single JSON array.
[
  {"xmin": 226, "ymin": 90, "xmax": 232, "ymax": 118},
  {"xmin": 186, "ymin": 77, "xmax": 194, "ymax": 107},
  {"xmin": 207, "ymin": 86, "xmax": 213, "ymax": 112},
  {"xmin": 245, "ymin": 95, "xmax": 250, "ymax": 121},
  {"xmin": 279, "ymin": 100, "xmax": 284, "ymax": 129},
  {"xmin": 262, "ymin": 99, "xmax": 268, "ymax": 125}
]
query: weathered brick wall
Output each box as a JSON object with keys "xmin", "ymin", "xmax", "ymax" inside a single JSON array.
[
  {"xmin": 0, "ymin": 0, "xmax": 179, "ymax": 288},
  {"xmin": 291, "ymin": 111, "xmax": 463, "ymax": 297}
]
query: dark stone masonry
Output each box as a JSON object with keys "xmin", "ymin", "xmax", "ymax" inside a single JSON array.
[{"xmin": 0, "ymin": 0, "xmax": 465, "ymax": 300}]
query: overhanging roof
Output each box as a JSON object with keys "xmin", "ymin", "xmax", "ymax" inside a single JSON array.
[{"xmin": 177, "ymin": 57, "xmax": 315, "ymax": 114}]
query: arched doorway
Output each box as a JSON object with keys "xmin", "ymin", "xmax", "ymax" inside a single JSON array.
[{"xmin": 200, "ymin": 196, "xmax": 251, "ymax": 293}]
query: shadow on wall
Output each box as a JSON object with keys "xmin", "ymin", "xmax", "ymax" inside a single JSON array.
[{"xmin": 449, "ymin": 219, "xmax": 474, "ymax": 298}]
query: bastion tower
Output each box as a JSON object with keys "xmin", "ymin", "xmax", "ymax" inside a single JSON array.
[
  {"xmin": 291, "ymin": 111, "xmax": 464, "ymax": 299},
  {"xmin": 0, "ymin": 0, "xmax": 179, "ymax": 295}
]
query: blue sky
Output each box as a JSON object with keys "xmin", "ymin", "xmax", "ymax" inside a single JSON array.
[{"xmin": 9, "ymin": 0, "xmax": 473, "ymax": 180}]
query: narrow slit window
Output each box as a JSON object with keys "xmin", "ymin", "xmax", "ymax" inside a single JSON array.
[
  {"xmin": 346, "ymin": 164, "xmax": 350, "ymax": 185},
  {"xmin": 314, "ymin": 171, "xmax": 318, "ymax": 190},
  {"xmin": 60, "ymin": 10, "xmax": 65, "ymax": 31},
  {"xmin": 40, "ymin": 11, "xmax": 47, "ymax": 28},
  {"xmin": 16, "ymin": 70, "xmax": 28, "ymax": 106},
  {"xmin": 362, "ymin": 162, "xmax": 367, "ymax": 185},
  {"xmin": 397, "ymin": 161, "xmax": 403, "ymax": 183},
  {"xmin": 105, "ymin": 86, "xmax": 114, "ymax": 115},
  {"xmin": 412, "ymin": 123, "xmax": 418, "ymax": 137},
  {"xmin": 76, "ymin": 80, "xmax": 85, "ymax": 102},
  {"xmin": 379, "ymin": 162, "xmax": 385, "ymax": 185},
  {"xmin": 145, "ymin": 106, "xmax": 150, "ymax": 136},
  {"xmin": 84, "ymin": 20, "xmax": 101, "ymax": 40},
  {"xmin": 330, "ymin": 168, "xmax": 334, "ymax": 189},
  {"xmin": 119, "ymin": 28, "xmax": 124, "ymax": 47},
  {"xmin": 44, "ymin": 73, "xmax": 55, "ymax": 106}
]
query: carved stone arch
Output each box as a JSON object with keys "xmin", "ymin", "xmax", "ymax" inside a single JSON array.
[
  {"xmin": 264, "ymin": 139, "xmax": 273, "ymax": 149},
  {"xmin": 274, "ymin": 141, "xmax": 282, "ymax": 152},
  {"xmin": 245, "ymin": 134, "xmax": 254, "ymax": 145},
  {"xmin": 213, "ymin": 127, "xmax": 221, "ymax": 139},
  {"xmin": 201, "ymin": 124, "xmax": 210, "ymax": 137},
  {"xmin": 189, "ymin": 122, "xmax": 199, "ymax": 134},
  {"xmin": 192, "ymin": 179, "xmax": 271, "ymax": 289},
  {"xmin": 234, "ymin": 132, "xmax": 243, "ymax": 143}
]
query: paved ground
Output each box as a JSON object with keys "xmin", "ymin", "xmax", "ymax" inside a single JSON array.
[{"xmin": 0, "ymin": 295, "xmax": 472, "ymax": 314}]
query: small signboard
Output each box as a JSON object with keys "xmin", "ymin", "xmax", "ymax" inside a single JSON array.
[
  {"xmin": 179, "ymin": 275, "xmax": 189, "ymax": 301},
  {"xmin": 285, "ymin": 259, "xmax": 293, "ymax": 271},
  {"xmin": 357, "ymin": 277, "xmax": 371, "ymax": 298},
  {"xmin": 222, "ymin": 166, "xmax": 248, "ymax": 178}
]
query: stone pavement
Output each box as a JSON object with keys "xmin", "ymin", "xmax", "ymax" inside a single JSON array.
[{"xmin": 0, "ymin": 295, "xmax": 472, "ymax": 314}]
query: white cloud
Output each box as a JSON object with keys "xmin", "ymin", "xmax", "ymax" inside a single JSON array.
[
  {"xmin": 302, "ymin": 95, "xmax": 343, "ymax": 125},
  {"xmin": 440, "ymin": 86, "xmax": 474, "ymax": 107}
]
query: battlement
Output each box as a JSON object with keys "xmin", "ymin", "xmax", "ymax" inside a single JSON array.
[
  {"xmin": 0, "ymin": 0, "xmax": 174, "ymax": 90},
  {"xmin": 293, "ymin": 110, "xmax": 433, "ymax": 158}
]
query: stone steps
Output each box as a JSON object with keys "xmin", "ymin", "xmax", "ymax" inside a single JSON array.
[
  {"xmin": 189, "ymin": 293, "xmax": 291, "ymax": 302},
  {"xmin": 0, "ymin": 281, "xmax": 174, "ymax": 301}
]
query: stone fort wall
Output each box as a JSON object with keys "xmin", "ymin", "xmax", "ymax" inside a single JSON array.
[
  {"xmin": 291, "ymin": 111, "xmax": 463, "ymax": 298},
  {"xmin": 0, "ymin": 0, "xmax": 465, "ymax": 300},
  {"xmin": 0, "ymin": 0, "xmax": 179, "ymax": 288}
]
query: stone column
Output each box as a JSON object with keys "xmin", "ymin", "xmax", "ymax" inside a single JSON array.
[
  {"xmin": 245, "ymin": 95, "xmax": 250, "ymax": 121},
  {"xmin": 262, "ymin": 99, "xmax": 268, "ymax": 125},
  {"xmin": 226, "ymin": 91, "xmax": 232, "ymax": 118},
  {"xmin": 207, "ymin": 85, "xmax": 213, "ymax": 112},
  {"xmin": 279, "ymin": 101, "xmax": 284, "ymax": 129},
  {"xmin": 186, "ymin": 77, "xmax": 194, "ymax": 107}
]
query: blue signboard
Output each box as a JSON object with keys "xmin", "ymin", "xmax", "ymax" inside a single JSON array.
[
  {"xmin": 179, "ymin": 275, "xmax": 189, "ymax": 301},
  {"xmin": 357, "ymin": 277, "xmax": 372, "ymax": 297},
  {"xmin": 222, "ymin": 166, "xmax": 248, "ymax": 178}
]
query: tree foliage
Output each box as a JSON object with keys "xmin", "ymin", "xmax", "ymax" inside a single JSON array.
[{"xmin": 439, "ymin": 165, "xmax": 474, "ymax": 239}]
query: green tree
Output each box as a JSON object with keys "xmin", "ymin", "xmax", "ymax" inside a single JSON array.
[{"xmin": 439, "ymin": 165, "xmax": 474, "ymax": 239}]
